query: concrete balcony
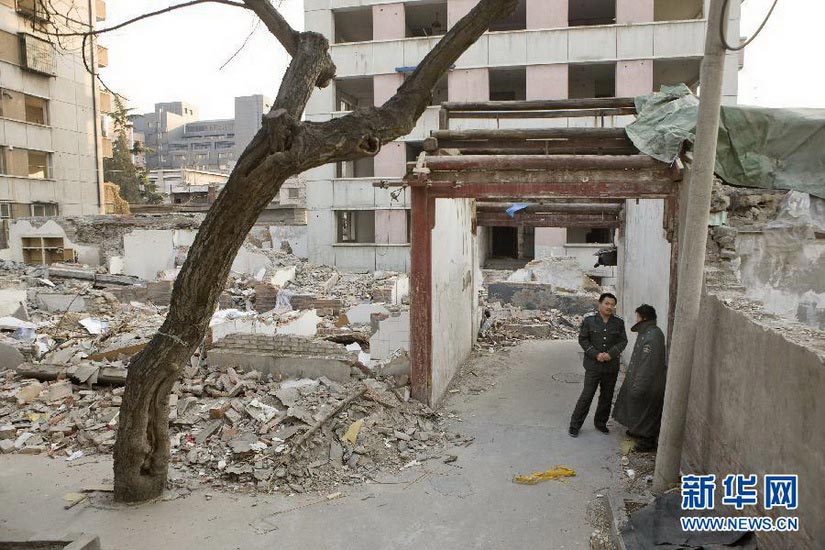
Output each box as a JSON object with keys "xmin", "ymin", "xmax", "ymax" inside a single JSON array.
[{"xmin": 329, "ymin": 20, "xmax": 706, "ymax": 78}]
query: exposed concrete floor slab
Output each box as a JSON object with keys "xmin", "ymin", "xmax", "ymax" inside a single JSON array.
[{"xmin": 0, "ymin": 340, "xmax": 621, "ymax": 549}]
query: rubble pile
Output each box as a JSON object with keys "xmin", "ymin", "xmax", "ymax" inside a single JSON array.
[
  {"xmin": 0, "ymin": 245, "xmax": 437, "ymax": 495},
  {"xmin": 477, "ymin": 303, "xmax": 583, "ymax": 350},
  {"xmin": 0, "ymin": 356, "xmax": 465, "ymax": 495}
]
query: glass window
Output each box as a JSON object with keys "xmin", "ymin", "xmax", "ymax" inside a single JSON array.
[{"xmin": 27, "ymin": 150, "xmax": 49, "ymax": 178}]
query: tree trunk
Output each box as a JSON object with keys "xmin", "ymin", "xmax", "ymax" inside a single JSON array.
[{"xmin": 113, "ymin": 0, "xmax": 518, "ymax": 503}]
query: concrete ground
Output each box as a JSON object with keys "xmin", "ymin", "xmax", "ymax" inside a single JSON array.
[{"xmin": 0, "ymin": 340, "xmax": 622, "ymax": 550}]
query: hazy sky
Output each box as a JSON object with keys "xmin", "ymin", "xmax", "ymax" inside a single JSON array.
[{"xmin": 99, "ymin": 0, "xmax": 822, "ymax": 120}]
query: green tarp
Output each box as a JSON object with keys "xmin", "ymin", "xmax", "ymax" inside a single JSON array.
[{"xmin": 626, "ymin": 84, "xmax": 825, "ymax": 199}]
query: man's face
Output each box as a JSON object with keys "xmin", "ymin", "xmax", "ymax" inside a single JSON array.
[{"xmin": 598, "ymin": 297, "xmax": 617, "ymax": 317}]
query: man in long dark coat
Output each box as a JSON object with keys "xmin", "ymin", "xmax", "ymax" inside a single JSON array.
[{"xmin": 612, "ymin": 304, "xmax": 667, "ymax": 452}]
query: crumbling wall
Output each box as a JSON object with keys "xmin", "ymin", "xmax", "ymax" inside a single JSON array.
[
  {"xmin": 268, "ymin": 225, "xmax": 308, "ymax": 258},
  {"xmin": 7, "ymin": 220, "xmax": 100, "ymax": 265},
  {"xmin": 5, "ymin": 215, "xmax": 203, "ymax": 269},
  {"xmin": 122, "ymin": 229, "xmax": 197, "ymax": 281},
  {"xmin": 683, "ymin": 282, "xmax": 825, "ymax": 550},
  {"xmin": 430, "ymin": 198, "xmax": 478, "ymax": 405},
  {"xmin": 618, "ymin": 199, "xmax": 671, "ymax": 359}
]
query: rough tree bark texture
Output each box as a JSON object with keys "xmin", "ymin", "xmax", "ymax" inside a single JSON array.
[{"xmin": 113, "ymin": 0, "xmax": 519, "ymax": 503}]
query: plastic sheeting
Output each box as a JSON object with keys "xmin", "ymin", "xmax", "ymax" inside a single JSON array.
[{"xmin": 627, "ymin": 85, "xmax": 825, "ymax": 199}]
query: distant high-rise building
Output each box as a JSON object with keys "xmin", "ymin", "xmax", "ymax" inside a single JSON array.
[{"xmin": 132, "ymin": 95, "xmax": 272, "ymax": 174}]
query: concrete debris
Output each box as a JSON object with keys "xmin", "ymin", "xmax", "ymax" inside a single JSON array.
[
  {"xmin": 507, "ymin": 257, "xmax": 601, "ymax": 294},
  {"xmin": 475, "ymin": 302, "xmax": 582, "ymax": 352},
  {"xmin": 0, "ymin": 237, "xmax": 468, "ymax": 496}
]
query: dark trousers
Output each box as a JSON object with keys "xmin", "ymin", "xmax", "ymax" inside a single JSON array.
[{"xmin": 570, "ymin": 369, "xmax": 619, "ymax": 430}]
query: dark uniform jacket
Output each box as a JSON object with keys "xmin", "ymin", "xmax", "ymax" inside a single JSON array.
[
  {"xmin": 612, "ymin": 319, "xmax": 667, "ymax": 439},
  {"xmin": 578, "ymin": 312, "xmax": 628, "ymax": 373}
]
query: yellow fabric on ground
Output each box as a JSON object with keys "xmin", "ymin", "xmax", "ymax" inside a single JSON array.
[{"xmin": 513, "ymin": 466, "xmax": 576, "ymax": 485}]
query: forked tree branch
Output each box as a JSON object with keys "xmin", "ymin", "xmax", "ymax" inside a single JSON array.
[
  {"xmin": 40, "ymin": 0, "xmax": 249, "ymax": 38},
  {"xmin": 242, "ymin": 0, "xmax": 300, "ymax": 55}
]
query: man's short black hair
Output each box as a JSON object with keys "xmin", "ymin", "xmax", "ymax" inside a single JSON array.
[
  {"xmin": 599, "ymin": 292, "xmax": 617, "ymax": 304},
  {"xmin": 636, "ymin": 304, "xmax": 657, "ymax": 320}
]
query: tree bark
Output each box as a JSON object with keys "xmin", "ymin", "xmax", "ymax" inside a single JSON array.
[{"xmin": 113, "ymin": 0, "xmax": 518, "ymax": 503}]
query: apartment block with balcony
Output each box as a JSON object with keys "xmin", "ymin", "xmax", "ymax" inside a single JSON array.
[
  {"xmin": 302, "ymin": 0, "xmax": 742, "ymax": 272},
  {"xmin": 0, "ymin": 0, "xmax": 108, "ymax": 254}
]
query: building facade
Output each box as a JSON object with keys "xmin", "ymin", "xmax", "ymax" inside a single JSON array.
[
  {"xmin": 302, "ymin": 0, "xmax": 741, "ymax": 272},
  {"xmin": 0, "ymin": 0, "xmax": 108, "ymax": 252},
  {"xmin": 133, "ymin": 95, "xmax": 273, "ymax": 175}
]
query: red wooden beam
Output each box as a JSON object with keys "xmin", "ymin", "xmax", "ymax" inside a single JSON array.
[
  {"xmin": 416, "ymin": 154, "xmax": 663, "ymax": 171},
  {"xmin": 425, "ymin": 180, "xmax": 675, "ymax": 200},
  {"xmin": 410, "ymin": 186, "xmax": 433, "ymax": 405},
  {"xmin": 476, "ymin": 212, "xmax": 620, "ymax": 228}
]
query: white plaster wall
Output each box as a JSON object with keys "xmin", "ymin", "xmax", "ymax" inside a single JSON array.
[
  {"xmin": 7, "ymin": 220, "xmax": 100, "ymax": 265},
  {"xmin": 268, "ymin": 225, "xmax": 309, "ymax": 258},
  {"xmin": 619, "ymin": 199, "xmax": 671, "ymax": 361},
  {"xmin": 430, "ymin": 198, "xmax": 478, "ymax": 404},
  {"xmin": 123, "ymin": 230, "xmax": 177, "ymax": 280}
]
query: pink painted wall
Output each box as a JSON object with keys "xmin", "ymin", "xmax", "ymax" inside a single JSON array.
[
  {"xmin": 374, "ymin": 73, "xmax": 404, "ymax": 106},
  {"xmin": 616, "ymin": 60, "xmax": 653, "ymax": 96},
  {"xmin": 527, "ymin": 0, "xmax": 567, "ymax": 29},
  {"xmin": 616, "ymin": 0, "xmax": 654, "ymax": 24},
  {"xmin": 448, "ymin": 0, "xmax": 479, "ymax": 27},
  {"xmin": 375, "ymin": 210, "xmax": 408, "ymax": 244},
  {"xmin": 373, "ymin": 3, "xmax": 405, "ymax": 40},
  {"xmin": 374, "ymin": 141, "xmax": 407, "ymax": 178},
  {"xmin": 526, "ymin": 64, "xmax": 568, "ymax": 100},
  {"xmin": 448, "ymin": 69, "xmax": 490, "ymax": 102}
]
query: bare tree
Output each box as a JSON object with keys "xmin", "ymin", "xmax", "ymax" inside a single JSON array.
[{"xmin": 45, "ymin": 0, "xmax": 519, "ymax": 502}]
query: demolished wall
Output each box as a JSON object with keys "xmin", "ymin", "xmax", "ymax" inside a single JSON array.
[
  {"xmin": 708, "ymin": 188, "xmax": 825, "ymax": 330},
  {"xmin": 618, "ymin": 199, "xmax": 671, "ymax": 360},
  {"xmin": 430, "ymin": 198, "xmax": 479, "ymax": 405},
  {"xmin": 683, "ymin": 270, "xmax": 825, "ymax": 550}
]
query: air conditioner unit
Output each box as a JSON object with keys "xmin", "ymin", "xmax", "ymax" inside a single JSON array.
[{"xmin": 16, "ymin": 0, "xmax": 49, "ymax": 22}]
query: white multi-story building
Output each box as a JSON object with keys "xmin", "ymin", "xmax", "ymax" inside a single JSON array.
[
  {"xmin": 0, "ymin": 0, "xmax": 108, "ymax": 254},
  {"xmin": 302, "ymin": 0, "xmax": 741, "ymax": 272}
]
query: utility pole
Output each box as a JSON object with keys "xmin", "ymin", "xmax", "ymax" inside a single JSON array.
[{"xmin": 653, "ymin": 0, "xmax": 729, "ymax": 492}]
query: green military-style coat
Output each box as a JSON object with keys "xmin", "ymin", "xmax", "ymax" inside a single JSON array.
[
  {"xmin": 578, "ymin": 312, "xmax": 628, "ymax": 373},
  {"xmin": 612, "ymin": 319, "xmax": 668, "ymax": 439}
]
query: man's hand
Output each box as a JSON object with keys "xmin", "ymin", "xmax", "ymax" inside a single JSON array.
[{"xmin": 596, "ymin": 352, "xmax": 612, "ymax": 362}]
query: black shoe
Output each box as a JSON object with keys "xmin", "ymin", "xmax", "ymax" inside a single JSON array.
[
  {"xmin": 634, "ymin": 441, "xmax": 657, "ymax": 452},
  {"xmin": 595, "ymin": 424, "xmax": 610, "ymax": 434},
  {"xmin": 568, "ymin": 427, "xmax": 579, "ymax": 438}
]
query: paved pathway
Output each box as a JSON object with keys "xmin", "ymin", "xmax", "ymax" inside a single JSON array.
[{"xmin": 0, "ymin": 340, "xmax": 622, "ymax": 549}]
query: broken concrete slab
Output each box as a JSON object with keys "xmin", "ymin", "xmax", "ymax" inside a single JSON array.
[
  {"xmin": 276, "ymin": 310, "xmax": 321, "ymax": 337},
  {"xmin": 0, "ymin": 342, "xmax": 25, "ymax": 370},
  {"xmin": 508, "ymin": 257, "xmax": 601, "ymax": 293},
  {"xmin": 209, "ymin": 352, "xmax": 352, "ymax": 383},
  {"xmin": 0, "ymin": 288, "xmax": 28, "ymax": 317},
  {"xmin": 36, "ymin": 293, "xmax": 87, "ymax": 313},
  {"xmin": 369, "ymin": 310, "xmax": 410, "ymax": 361},
  {"xmin": 344, "ymin": 303, "xmax": 390, "ymax": 325},
  {"xmin": 47, "ymin": 380, "xmax": 73, "ymax": 402},
  {"xmin": 270, "ymin": 266, "xmax": 296, "ymax": 287},
  {"xmin": 0, "ymin": 317, "xmax": 37, "ymax": 331}
]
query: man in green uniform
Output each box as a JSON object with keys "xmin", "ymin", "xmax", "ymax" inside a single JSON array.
[
  {"xmin": 612, "ymin": 304, "xmax": 667, "ymax": 452},
  {"xmin": 569, "ymin": 293, "xmax": 628, "ymax": 437}
]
